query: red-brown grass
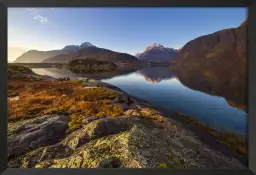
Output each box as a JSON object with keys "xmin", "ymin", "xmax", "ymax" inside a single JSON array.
[{"xmin": 8, "ymin": 78, "xmax": 124, "ymax": 123}]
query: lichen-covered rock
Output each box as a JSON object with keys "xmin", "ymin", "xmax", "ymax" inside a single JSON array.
[
  {"xmin": 8, "ymin": 116, "xmax": 245, "ymax": 169},
  {"xmin": 124, "ymin": 109, "xmax": 141, "ymax": 116},
  {"xmin": 62, "ymin": 117, "xmax": 133, "ymax": 150},
  {"xmin": 8, "ymin": 115, "xmax": 69, "ymax": 159}
]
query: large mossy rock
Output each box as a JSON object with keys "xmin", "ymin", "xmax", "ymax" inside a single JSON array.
[
  {"xmin": 8, "ymin": 115, "xmax": 244, "ymax": 168},
  {"xmin": 8, "ymin": 115, "xmax": 69, "ymax": 160}
]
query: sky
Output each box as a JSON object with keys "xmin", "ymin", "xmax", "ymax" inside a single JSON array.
[{"xmin": 8, "ymin": 7, "xmax": 247, "ymax": 62}]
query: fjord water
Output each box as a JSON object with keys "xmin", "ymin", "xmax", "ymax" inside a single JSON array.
[{"xmin": 32, "ymin": 67, "xmax": 247, "ymax": 136}]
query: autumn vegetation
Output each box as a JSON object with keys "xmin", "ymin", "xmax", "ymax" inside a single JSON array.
[
  {"xmin": 8, "ymin": 65, "xmax": 127, "ymax": 135},
  {"xmin": 7, "ymin": 64, "xmax": 248, "ymax": 168}
]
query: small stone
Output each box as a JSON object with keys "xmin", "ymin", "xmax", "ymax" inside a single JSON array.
[
  {"xmin": 128, "ymin": 104, "xmax": 138, "ymax": 110},
  {"xmin": 124, "ymin": 110, "xmax": 133, "ymax": 116},
  {"xmin": 116, "ymin": 103, "xmax": 129, "ymax": 110},
  {"xmin": 139, "ymin": 144, "xmax": 144, "ymax": 148},
  {"xmin": 144, "ymin": 143, "xmax": 150, "ymax": 147},
  {"xmin": 9, "ymin": 96, "xmax": 20, "ymax": 101}
]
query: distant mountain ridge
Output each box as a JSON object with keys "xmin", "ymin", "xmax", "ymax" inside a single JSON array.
[
  {"xmin": 136, "ymin": 43, "xmax": 179, "ymax": 62},
  {"xmin": 62, "ymin": 42, "xmax": 97, "ymax": 52},
  {"xmin": 12, "ymin": 42, "xmax": 97, "ymax": 63},
  {"xmin": 42, "ymin": 47, "xmax": 139, "ymax": 64}
]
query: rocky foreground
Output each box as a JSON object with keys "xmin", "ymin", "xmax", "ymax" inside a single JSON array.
[{"xmin": 7, "ymin": 65, "xmax": 247, "ymax": 168}]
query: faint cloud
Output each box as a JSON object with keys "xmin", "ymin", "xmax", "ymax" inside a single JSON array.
[
  {"xmin": 26, "ymin": 8, "xmax": 55, "ymax": 25},
  {"xmin": 34, "ymin": 15, "xmax": 48, "ymax": 23}
]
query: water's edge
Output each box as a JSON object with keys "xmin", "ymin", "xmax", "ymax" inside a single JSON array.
[{"xmin": 32, "ymin": 67, "xmax": 247, "ymax": 137}]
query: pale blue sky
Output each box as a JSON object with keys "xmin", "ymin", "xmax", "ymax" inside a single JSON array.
[{"xmin": 8, "ymin": 7, "xmax": 247, "ymax": 62}]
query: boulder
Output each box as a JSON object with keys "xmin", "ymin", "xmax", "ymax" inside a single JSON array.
[{"xmin": 8, "ymin": 115, "xmax": 69, "ymax": 159}]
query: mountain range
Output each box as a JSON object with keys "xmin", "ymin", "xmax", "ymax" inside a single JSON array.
[
  {"xmin": 136, "ymin": 43, "xmax": 179, "ymax": 62},
  {"xmin": 12, "ymin": 42, "xmax": 97, "ymax": 63},
  {"xmin": 13, "ymin": 42, "xmax": 179, "ymax": 64},
  {"xmin": 42, "ymin": 47, "xmax": 139, "ymax": 64},
  {"xmin": 11, "ymin": 19, "xmax": 247, "ymax": 111}
]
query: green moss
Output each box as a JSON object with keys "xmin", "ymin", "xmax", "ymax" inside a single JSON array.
[
  {"xmin": 168, "ymin": 123, "xmax": 177, "ymax": 129},
  {"xmin": 34, "ymin": 76, "xmax": 42, "ymax": 81},
  {"xmin": 150, "ymin": 115, "xmax": 165, "ymax": 122},
  {"xmin": 8, "ymin": 131, "xmax": 14, "ymax": 136},
  {"xmin": 42, "ymin": 106, "xmax": 68, "ymax": 115},
  {"xmin": 166, "ymin": 152, "xmax": 189, "ymax": 168},
  {"xmin": 66, "ymin": 114, "xmax": 84, "ymax": 133},
  {"xmin": 156, "ymin": 163, "xmax": 169, "ymax": 168},
  {"xmin": 111, "ymin": 105, "xmax": 124, "ymax": 117}
]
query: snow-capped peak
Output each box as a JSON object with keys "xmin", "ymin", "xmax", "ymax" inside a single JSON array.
[
  {"xmin": 150, "ymin": 43, "xmax": 164, "ymax": 48},
  {"xmin": 169, "ymin": 48, "xmax": 179, "ymax": 52},
  {"xmin": 146, "ymin": 43, "xmax": 165, "ymax": 51},
  {"xmin": 63, "ymin": 45, "xmax": 80, "ymax": 49},
  {"xmin": 80, "ymin": 42, "xmax": 96, "ymax": 48},
  {"xmin": 62, "ymin": 42, "xmax": 97, "ymax": 52},
  {"xmin": 144, "ymin": 43, "xmax": 180, "ymax": 53}
]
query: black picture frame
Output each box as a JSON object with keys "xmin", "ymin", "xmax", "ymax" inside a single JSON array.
[{"xmin": 1, "ymin": 0, "xmax": 255, "ymax": 175}]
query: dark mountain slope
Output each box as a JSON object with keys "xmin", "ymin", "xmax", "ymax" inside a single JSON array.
[{"xmin": 170, "ymin": 19, "xmax": 247, "ymax": 111}]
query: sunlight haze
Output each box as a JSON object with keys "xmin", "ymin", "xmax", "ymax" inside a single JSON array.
[{"xmin": 8, "ymin": 7, "xmax": 247, "ymax": 62}]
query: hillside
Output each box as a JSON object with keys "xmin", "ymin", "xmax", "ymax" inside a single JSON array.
[
  {"xmin": 13, "ymin": 50, "xmax": 64, "ymax": 63},
  {"xmin": 12, "ymin": 42, "xmax": 97, "ymax": 63},
  {"xmin": 42, "ymin": 47, "xmax": 139, "ymax": 64},
  {"xmin": 136, "ymin": 44, "xmax": 179, "ymax": 63},
  {"xmin": 170, "ymin": 19, "xmax": 247, "ymax": 111}
]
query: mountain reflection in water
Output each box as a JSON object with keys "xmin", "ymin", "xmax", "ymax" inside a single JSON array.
[{"xmin": 32, "ymin": 67, "xmax": 247, "ymax": 136}]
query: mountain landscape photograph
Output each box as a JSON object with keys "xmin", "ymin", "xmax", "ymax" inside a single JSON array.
[{"xmin": 8, "ymin": 7, "xmax": 247, "ymax": 168}]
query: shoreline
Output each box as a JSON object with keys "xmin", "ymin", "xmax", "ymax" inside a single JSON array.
[
  {"xmin": 7, "ymin": 65, "xmax": 247, "ymax": 168},
  {"xmin": 73, "ymin": 77, "xmax": 248, "ymax": 164}
]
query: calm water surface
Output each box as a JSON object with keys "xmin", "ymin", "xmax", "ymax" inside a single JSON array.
[{"xmin": 32, "ymin": 67, "xmax": 247, "ymax": 136}]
